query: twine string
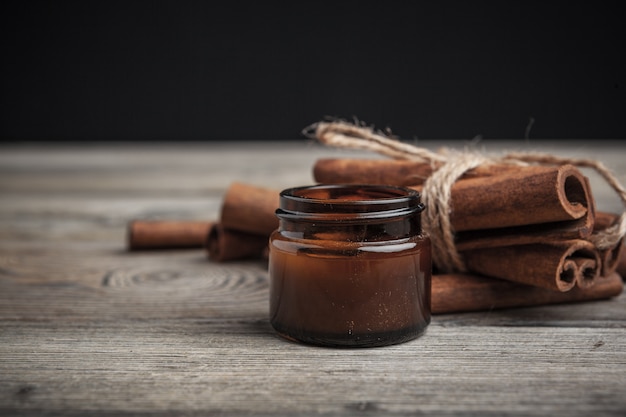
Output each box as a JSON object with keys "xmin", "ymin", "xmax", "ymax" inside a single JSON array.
[
  {"xmin": 306, "ymin": 120, "xmax": 626, "ymax": 271},
  {"xmin": 422, "ymin": 150, "xmax": 492, "ymax": 272}
]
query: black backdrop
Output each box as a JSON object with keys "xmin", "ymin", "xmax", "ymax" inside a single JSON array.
[{"xmin": 1, "ymin": 1, "xmax": 624, "ymax": 142}]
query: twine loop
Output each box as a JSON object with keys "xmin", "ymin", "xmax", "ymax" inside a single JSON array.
[{"xmin": 306, "ymin": 120, "xmax": 626, "ymax": 272}]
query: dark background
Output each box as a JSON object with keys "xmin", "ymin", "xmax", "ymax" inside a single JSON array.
[{"xmin": 1, "ymin": 1, "xmax": 624, "ymax": 142}]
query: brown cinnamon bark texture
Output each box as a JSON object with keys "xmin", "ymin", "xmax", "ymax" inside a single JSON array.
[
  {"xmin": 220, "ymin": 182, "xmax": 280, "ymax": 236},
  {"xmin": 205, "ymin": 182, "xmax": 279, "ymax": 261},
  {"xmin": 434, "ymin": 164, "xmax": 593, "ymax": 232},
  {"xmin": 431, "ymin": 271, "xmax": 623, "ymax": 314},
  {"xmin": 462, "ymin": 240, "xmax": 601, "ymax": 292},
  {"xmin": 313, "ymin": 158, "xmax": 520, "ymax": 186},
  {"xmin": 313, "ymin": 158, "xmax": 438, "ymax": 186},
  {"xmin": 206, "ymin": 224, "xmax": 269, "ymax": 262},
  {"xmin": 453, "ymin": 218, "xmax": 593, "ymax": 251},
  {"xmin": 127, "ymin": 220, "xmax": 214, "ymax": 250},
  {"xmin": 316, "ymin": 161, "xmax": 594, "ymax": 233}
]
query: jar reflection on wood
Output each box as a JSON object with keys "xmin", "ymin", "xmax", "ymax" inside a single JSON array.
[{"xmin": 269, "ymin": 184, "xmax": 432, "ymax": 347}]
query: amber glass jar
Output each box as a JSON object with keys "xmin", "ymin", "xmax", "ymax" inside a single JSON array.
[{"xmin": 269, "ymin": 184, "xmax": 431, "ymax": 348}]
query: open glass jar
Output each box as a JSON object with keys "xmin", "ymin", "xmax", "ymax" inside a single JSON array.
[{"xmin": 269, "ymin": 184, "xmax": 431, "ymax": 347}]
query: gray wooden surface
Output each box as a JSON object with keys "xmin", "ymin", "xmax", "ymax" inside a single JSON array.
[{"xmin": 1, "ymin": 139, "xmax": 625, "ymax": 417}]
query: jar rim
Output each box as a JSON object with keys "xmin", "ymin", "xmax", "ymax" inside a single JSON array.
[{"xmin": 276, "ymin": 184, "xmax": 424, "ymax": 223}]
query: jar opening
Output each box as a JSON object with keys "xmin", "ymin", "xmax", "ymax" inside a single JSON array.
[{"xmin": 276, "ymin": 184, "xmax": 424, "ymax": 223}]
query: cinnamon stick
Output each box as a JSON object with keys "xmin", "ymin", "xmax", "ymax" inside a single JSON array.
[
  {"xmin": 433, "ymin": 164, "xmax": 593, "ymax": 232},
  {"xmin": 127, "ymin": 220, "xmax": 214, "ymax": 250},
  {"xmin": 313, "ymin": 158, "xmax": 518, "ymax": 186},
  {"xmin": 206, "ymin": 224, "xmax": 269, "ymax": 262},
  {"xmin": 462, "ymin": 239, "xmax": 601, "ymax": 292},
  {"xmin": 203, "ymin": 182, "xmax": 279, "ymax": 261},
  {"xmin": 315, "ymin": 160, "xmax": 595, "ymax": 240},
  {"xmin": 313, "ymin": 158, "xmax": 438, "ymax": 186},
  {"xmin": 220, "ymin": 182, "xmax": 280, "ymax": 236},
  {"xmin": 431, "ymin": 271, "xmax": 623, "ymax": 314}
]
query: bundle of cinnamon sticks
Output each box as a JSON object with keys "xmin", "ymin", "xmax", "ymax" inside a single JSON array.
[
  {"xmin": 313, "ymin": 158, "xmax": 624, "ymax": 291},
  {"xmin": 126, "ymin": 122, "xmax": 625, "ymax": 314},
  {"xmin": 127, "ymin": 178, "xmax": 624, "ymax": 314}
]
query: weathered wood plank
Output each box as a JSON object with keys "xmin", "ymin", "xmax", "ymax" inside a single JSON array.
[{"xmin": 1, "ymin": 320, "xmax": 625, "ymax": 416}]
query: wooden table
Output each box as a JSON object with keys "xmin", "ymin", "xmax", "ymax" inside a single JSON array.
[{"xmin": 1, "ymin": 140, "xmax": 625, "ymax": 416}]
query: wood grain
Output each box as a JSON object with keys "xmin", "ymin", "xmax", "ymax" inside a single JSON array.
[{"xmin": 1, "ymin": 141, "xmax": 625, "ymax": 416}]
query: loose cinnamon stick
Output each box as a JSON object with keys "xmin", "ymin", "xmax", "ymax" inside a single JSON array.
[
  {"xmin": 127, "ymin": 220, "xmax": 214, "ymax": 250},
  {"xmin": 431, "ymin": 271, "xmax": 623, "ymax": 314},
  {"xmin": 205, "ymin": 182, "xmax": 279, "ymax": 261},
  {"xmin": 220, "ymin": 182, "xmax": 280, "ymax": 236},
  {"xmin": 206, "ymin": 224, "xmax": 269, "ymax": 262},
  {"xmin": 462, "ymin": 240, "xmax": 601, "ymax": 292}
]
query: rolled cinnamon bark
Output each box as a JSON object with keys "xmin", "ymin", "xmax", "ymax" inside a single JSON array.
[
  {"xmin": 314, "ymin": 158, "xmax": 438, "ymax": 186},
  {"xmin": 315, "ymin": 160, "xmax": 595, "ymax": 238},
  {"xmin": 220, "ymin": 182, "xmax": 280, "ymax": 236},
  {"xmin": 127, "ymin": 220, "xmax": 214, "ymax": 250},
  {"xmin": 431, "ymin": 271, "xmax": 623, "ymax": 314},
  {"xmin": 206, "ymin": 224, "xmax": 269, "ymax": 262},
  {"xmin": 313, "ymin": 158, "xmax": 518, "ymax": 186},
  {"xmin": 454, "ymin": 218, "xmax": 593, "ymax": 251},
  {"xmin": 462, "ymin": 239, "xmax": 601, "ymax": 292},
  {"xmin": 437, "ymin": 164, "xmax": 593, "ymax": 232}
]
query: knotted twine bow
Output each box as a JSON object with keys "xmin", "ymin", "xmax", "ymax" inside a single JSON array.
[{"xmin": 305, "ymin": 120, "xmax": 626, "ymax": 273}]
